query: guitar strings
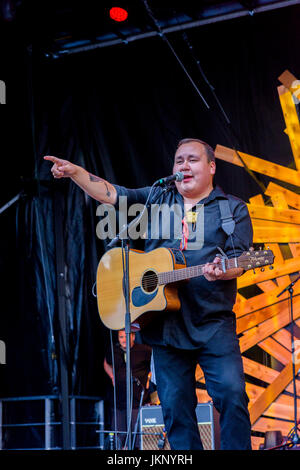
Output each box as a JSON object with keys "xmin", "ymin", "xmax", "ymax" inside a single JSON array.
[
  {"xmin": 98, "ymin": 255, "xmax": 271, "ymax": 298},
  {"xmin": 141, "ymin": 259, "xmax": 237, "ymax": 286},
  {"xmin": 100, "ymin": 261, "xmax": 233, "ymax": 294}
]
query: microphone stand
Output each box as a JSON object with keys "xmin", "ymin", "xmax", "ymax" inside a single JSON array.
[
  {"xmin": 130, "ymin": 379, "xmax": 145, "ymax": 450},
  {"xmin": 124, "ymin": 238, "xmax": 132, "ymax": 450},
  {"xmin": 0, "ymin": 192, "xmax": 23, "ymax": 215},
  {"xmin": 277, "ymin": 274, "xmax": 300, "ymax": 447},
  {"xmin": 106, "ymin": 232, "xmax": 133, "ymax": 449},
  {"xmin": 106, "ymin": 178, "xmax": 170, "ymax": 449}
]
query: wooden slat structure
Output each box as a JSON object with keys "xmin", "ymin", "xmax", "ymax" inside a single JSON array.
[{"xmin": 198, "ymin": 70, "xmax": 300, "ymax": 450}]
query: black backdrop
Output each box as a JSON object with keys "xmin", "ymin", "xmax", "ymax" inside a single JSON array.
[{"xmin": 0, "ymin": 3, "xmax": 299, "ymax": 444}]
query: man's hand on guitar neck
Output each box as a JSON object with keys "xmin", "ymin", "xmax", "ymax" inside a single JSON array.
[
  {"xmin": 203, "ymin": 256, "xmax": 243, "ymax": 281},
  {"xmin": 44, "ymin": 155, "xmax": 117, "ymax": 204}
]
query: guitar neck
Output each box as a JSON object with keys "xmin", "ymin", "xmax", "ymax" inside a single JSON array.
[{"xmin": 158, "ymin": 257, "xmax": 239, "ymax": 285}]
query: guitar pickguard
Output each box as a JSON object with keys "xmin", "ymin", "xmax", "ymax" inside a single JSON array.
[{"xmin": 132, "ymin": 286, "xmax": 158, "ymax": 307}]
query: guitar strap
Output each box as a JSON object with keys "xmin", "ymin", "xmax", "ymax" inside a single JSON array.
[
  {"xmin": 218, "ymin": 198, "xmax": 239, "ymax": 265},
  {"xmin": 218, "ymin": 199, "xmax": 235, "ymax": 236}
]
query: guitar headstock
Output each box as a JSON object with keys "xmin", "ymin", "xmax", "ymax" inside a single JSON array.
[{"xmin": 237, "ymin": 248, "xmax": 275, "ymax": 272}]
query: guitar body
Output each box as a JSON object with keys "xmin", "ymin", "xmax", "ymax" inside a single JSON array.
[
  {"xmin": 96, "ymin": 247, "xmax": 185, "ymax": 330},
  {"xmin": 96, "ymin": 246, "xmax": 274, "ymax": 331}
]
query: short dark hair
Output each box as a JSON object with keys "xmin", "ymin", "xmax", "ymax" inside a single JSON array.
[{"xmin": 176, "ymin": 138, "xmax": 215, "ymax": 163}]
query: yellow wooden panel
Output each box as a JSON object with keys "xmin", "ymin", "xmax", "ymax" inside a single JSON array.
[
  {"xmin": 286, "ymin": 380, "xmax": 300, "ymax": 395},
  {"xmin": 196, "ymin": 389, "xmax": 211, "ymax": 403},
  {"xmin": 268, "ymin": 191, "xmax": 300, "ymax": 259},
  {"xmin": 274, "ymin": 393, "xmax": 300, "ymax": 406},
  {"xmin": 277, "ymin": 275, "xmax": 292, "ymax": 287},
  {"xmin": 245, "ymin": 383, "xmax": 298, "ymax": 408},
  {"xmin": 214, "ymin": 77, "xmax": 300, "ymax": 434},
  {"xmin": 237, "ymin": 255, "xmax": 300, "ymax": 288},
  {"xmin": 271, "ymin": 192, "xmax": 290, "ymax": 209},
  {"xmin": 248, "ymin": 204, "xmax": 300, "ymax": 224},
  {"xmin": 265, "ymin": 182, "xmax": 300, "ymax": 210},
  {"xmin": 259, "ymin": 337, "xmax": 291, "ymax": 365},
  {"xmin": 256, "ymin": 280, "xmax": 278, "ymax": 292},
  {"xmin": 289, "ymin": 243, "xmax": 300, "ymax": 258},
  {"xmin": 278, "ymin": 86, "xmax": 300, "ymax": 171},
  {"xmin": 236, "ymin": 282, "xmax": 297, "ymax": 329},
  {"xmin": 264, "ymin": 398, "xmax": 299, "ymax": 421},
  {"xmin": 272, "ymin": 329, "xmax": 292, "ymax": 351},
  {"xmin": 249, "ymin": 194, "xmax": 265, "ymax": 206},
  {"xmin": 252, "ymin": 223, "xmax": 300, "ymax": 243},
  {"xmin": 246, "ymin": 382, "xmax": 265, "ymax": 403},
  {"xmin": 239, "ymin": 297, "xmax": 300, "ymax": 352},
  {"xmin": 195, "ymin": 379, "xmax": 299, "ymax": 420},
  {"xmin": 278, "ymin": 70, "xmax": 299, "ymax": 93},
  {"xmin": 234, "ymin": 288, "xmax": 278, "ymax": 318},
  {"xmin": 249, "ymin": 392, "xmax": 298, "ymax": 410},
  {"xmin": 215, "ymin": 144, "xmax": 300, "ymax": 186},
  {"xmin": 235, "ymin": 281, "xmax": 300, "ymax": 323},
  {"xmin": 234, "ymin": 292, "xmax": 246, "ymax": 310},
  {"xmin": 237, "ymin": 302, "xmax": 284, "ymax": 335},
  {"xmin": 245, "ymin": 375, "xmax": 300, "ymax": 417},
  {"xmin": 196, "ymin": 364, "xmax": 300, "ymax": 405},
  {"xmin": 249, "ymin": 358, "xmax": 300, "ymax": 424},
  {"xmin": 195, "ymin": 364, "xmax": 204, "ymax": 381},
  {"xmin": 265, "ymin": 243, "xmax": 284, "ymax": 263},
  {"xmin": 242, "ymin": 356, "xmax": 279, "ymax": 383},
  {"xmin": 252, "ymin": 220, "xmax": 300, "ymax": 230}
]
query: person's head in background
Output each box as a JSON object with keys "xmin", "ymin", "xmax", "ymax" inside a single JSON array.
[{"xmin": 118, "ymin": 330, "xmax": 135, "ymax": 351}]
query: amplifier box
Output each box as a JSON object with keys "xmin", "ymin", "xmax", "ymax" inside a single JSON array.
[{"xmin": 140, "ymin": 402, "xmax": 220, "ymax": 450}]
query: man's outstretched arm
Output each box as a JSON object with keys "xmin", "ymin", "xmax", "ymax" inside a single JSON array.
[{"xmin": 44, "ymin": 155, "xmax": 117, "ymax": 204}]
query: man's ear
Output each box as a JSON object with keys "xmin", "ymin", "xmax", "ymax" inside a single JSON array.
[{"xmin": 210, "ymin": 161, "xmax": 216, "ymax": 176}]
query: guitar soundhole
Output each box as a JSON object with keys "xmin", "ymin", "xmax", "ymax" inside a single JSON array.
[{"xmin": 142, "ymin": 270, "xmax": 158, "ymax": 293}]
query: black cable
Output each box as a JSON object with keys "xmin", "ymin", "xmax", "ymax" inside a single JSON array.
[
  {"xmin": 131, "ymin": 381, "xmax": 145, "ymax": 450},
  {"xmin": 181, "ymin": 31, "xmax": 231, "ymax": 125},
  {"xmin": 140, "ymin": 0, "xmax": 209, "ymax": 110},
  {"xmin": 141, "ymin": 0, "xmax": 266, "ymax": 196},
  {"xmin": 180, "ymin": 30, "xmax": 266, "ymax": 195},
  {"xmin": 123, "ymin": 373, "xmax": 134, "ymax": 450},
  {"xmin": 286, "ymin": 289, "xmax": 300, "ymax": 445},
  {"xmin": 109, "ymin": 329, "xmax": 119, "ymax": 449},
  {"xmin": 107, "ymin": 181, "xmax": 158, "ymax": 249}
]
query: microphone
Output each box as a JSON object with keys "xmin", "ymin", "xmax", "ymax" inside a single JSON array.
[{"xmin": 155, "ymin": 172, "xmax": 184, "ymax": 185}]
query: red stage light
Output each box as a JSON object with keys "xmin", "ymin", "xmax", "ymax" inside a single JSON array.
[{"xmin": 109, "ymin": 7, "xmax": 128, "ymax": 22}]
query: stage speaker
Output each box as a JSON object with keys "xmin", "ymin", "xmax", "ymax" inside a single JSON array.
[{"xmin": 139, "ymin": 402, "xmax": 220, "ymax": 450}]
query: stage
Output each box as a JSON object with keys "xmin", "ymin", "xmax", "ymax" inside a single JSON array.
[{"xmin": 0, "ymin": 0, "xmax": 299, "ymax": 454}]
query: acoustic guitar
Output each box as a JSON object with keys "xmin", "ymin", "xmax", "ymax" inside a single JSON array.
[{"xmin": 96, "ymin": 247, "xmax": 274, "ymax": 330}]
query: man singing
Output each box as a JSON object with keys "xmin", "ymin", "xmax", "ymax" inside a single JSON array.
[{"xmin": 45, "ymin": 138, "xmax": 253, "ymax": 449}]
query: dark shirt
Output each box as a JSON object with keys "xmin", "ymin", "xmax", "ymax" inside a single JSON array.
[
  {"xmin": 112, "ymin": 184, "xmax": 253, "ymax": 349},
  {"xmin": 106, "ymin": 343, "xmax": 152, "ymax": 409}
]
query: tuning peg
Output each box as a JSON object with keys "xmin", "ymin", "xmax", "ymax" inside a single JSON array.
[
  {"xmin": 253, "ymin": 269, "xmax": 256, "ymax": 274},
  {"xmin": 261, "ymin": 268, "xmax": 265, "ymax": 272},
  {"xmin": 269, "ymin": 265, "xmax": 274, "ymax": 270}
]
